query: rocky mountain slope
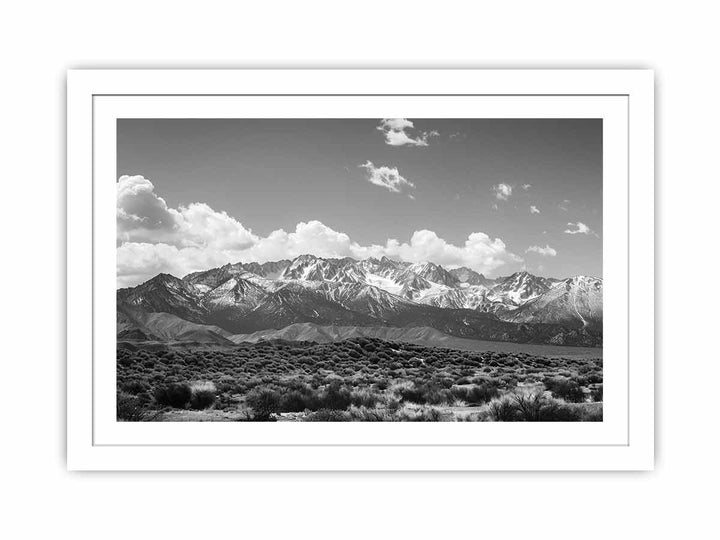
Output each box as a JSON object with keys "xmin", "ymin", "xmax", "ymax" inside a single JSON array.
[
  {"xmin": 501, "ymin": 276, "xmax": 603, "ymax": 329},
  {"xmin": 117, "ymin": 254, "xmax": 603, "ymax": 346}
]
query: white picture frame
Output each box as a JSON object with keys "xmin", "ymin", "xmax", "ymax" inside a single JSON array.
[{"xmin": 67, "ymin": 69, "xmax": 654, "ymax": 471}]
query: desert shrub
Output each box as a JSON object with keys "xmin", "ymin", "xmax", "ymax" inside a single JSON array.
[
  {"xmin": 376, "ymin": 394, "xmax": 402, "ymax": 411},
  {"xmin": 304, "ymin": 409, "xmax": 351, "ymax": 422},
  {"xmin": 279, "ymin": 386, "xmax": 322, "ymax": 412},
  {"xmin": 591, "ymin": 384, "xmax": 603, "ymax": 402},
  {"xmin": 350, "ymin": 388, "xmax": 381, "ymax": 408},
  {"xmin": 435, "ymin": 377, "xmax": 455, "ymax": 389},
  {"xmin": 544, "ymin": 377, "xmax": 585, "ymax": 403},
  {"xmin": 117, "ymin": 393, "xmax": 147, "ymax": 421},
  {"xmin": 279, "ymin": 390, "xmax": 310, "ymax": 412},
  {"xmin": 396, "ymin": 383, "xmax": 426, "ymax": 404},
  {"xmin": 536, "ymin": 399, "xmax": 586, "ymax": 421},
  {"xmin": 487, "ymin": 396, "xmax": 521, "ymax": 421},
  {"xmin": 394, "ymin": 405, "xmax": 450, "ymax": 422},
  {"xmin": 216, "ymin": 375, "xmax": 238, "ymax": 392},
  {"xmin": 426, "ymin": 387, "xmax": 454, "ymax": 405},
  {"xmin": 579, "ymin": 403, "xmax": 603, "ymax": 421},
  {"xmin": 120, "ymin": 379, "xmax": 149, "ymax": 395},
  {"xmin": 416, "ymin": 407, "xmax": 448, "ymax": 422},
  {"xmin": 319, "ymin": 382, "xmax": 352, "ymax": 410},
  {"xmin": 347, "ymin": 406, "xmax": 392, "ymax": 421},
  {"xmin": 246, "ymin": 388, "xmax": 281, "ymax": 420},
  {"xmin": 154, "ymin": 383, "xmax": 192, "ymax": 408},
  {"xmin": 453, "ymin": 383, "xmax": 500, "ymax": 404},
  {"xmin": 395, "ymin": 382, "xmax": 418, "ymax": 402},
  {"xmin": 512, "ymin": 392, "xmax": 546, "ymax": 421},
  {"xmin": 189, "ymin": 381, "xmax": 217, "ymax": 410},
  {"xmin": 456, "ymin": 411, "xmax": 485, "ymax": 422},
  {"xmin": 397, "ymin": 383, "xmax": 453, "ymax": 405},
  {"xmin": 485, "ymin": 393, "xmax": 585, "ymax": 422},
  {"xmin": 118, "ymin": 356, "xmax": 134, "ymax": 367}
]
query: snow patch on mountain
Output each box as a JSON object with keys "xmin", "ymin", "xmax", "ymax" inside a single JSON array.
[{"xmin": 364, "ymin": 272, "xmax": 404, "ymax": 295}]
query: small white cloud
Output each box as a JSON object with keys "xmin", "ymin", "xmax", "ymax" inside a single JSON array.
[
  {"xmin": 376, "ymin": 118, "xmax": 437, "ymax": 147},
  {"xmin": 379, "ymin": 118, "xmax": 413, "ymax": 131},
  {"xmin": 530, "ymin": 205, "xmax": 540, "ymax": 214},
  {"xmin": 564, "ymin": 222, "xmax": 598, "ymax": 237},
  {"xmin": 493, "ymin": 183, "xmax": 513, "ymax": 201},
  {"xmin": 559, "ymin": 199, "xmax": 571, "ymax": 211},
  {"xmin": 491, "ymin": 203, "xmax": 499, "ymax": 211},
  {"xmin": 359, "ymin": 160, "xmax": 415, "ymax": 194},
  {"xmin": 526, "ymin": 244, "xmax": 557, "ymax": 257},
  {"xmin": 522, "ymin": 184, "xmax": 532, "ymax": 190}
]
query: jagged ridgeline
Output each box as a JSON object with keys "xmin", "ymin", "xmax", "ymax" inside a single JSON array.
[{"xmin": 117, "ymin": 255, "xmax": 603, "ymax": 347}]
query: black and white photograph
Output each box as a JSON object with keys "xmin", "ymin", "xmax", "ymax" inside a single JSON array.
[
  {"xmin": 16, "ymin": 0, "xmax": 718, "ymax": 532},
  {"xmin": 116, "ymin": 117, "xmax": 604, "ymax": 422}
]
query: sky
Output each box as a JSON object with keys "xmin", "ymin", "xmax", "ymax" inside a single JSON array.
[{"xmin": 117, "ymin": 118, "xmax": 602, "ymax": 287}]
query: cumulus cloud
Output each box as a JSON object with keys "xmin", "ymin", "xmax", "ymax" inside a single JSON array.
[
  {"xmin": 381, "ymin": 230, "xmax": 522, "ymax": 271},
  {"xmin": 559, "ymin": 199, "xmax": 571, "ymax": 211},
  {"xmin": 376, "ymin": 118, "xmax": 437, "ymax": 147},
  {"xmin": 116, "ymin": 175, "xmax": 521, "ymax": 287},
  {"xmin": 493, "ymin": 183, "xmax": 513, "ymax": 201},
  {"xmin": 117, "ymin": 175, "xmax": 258, "ymax": 250},
  {"xmin": 522, "ymin": 184, "xmax": 532, "ymax": 190},
  {"xmin": 359, "ymin": 161, "xmax": 415, "ymax": 194},
  {"xmin": 530, "ymin": 205, "xmax": 540, "ymax": 214},
  {"xmin": 525, "ymin": 244, "xmax": 557, "ymax": 257},
  {"xmin": 564, "ymin": 221, "xmax": 598, "ymax": 237}
]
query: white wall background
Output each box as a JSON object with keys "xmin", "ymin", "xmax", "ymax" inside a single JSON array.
[{"xmin": 1, "ymin": 1, "xmax": 716, "ymax": 537}]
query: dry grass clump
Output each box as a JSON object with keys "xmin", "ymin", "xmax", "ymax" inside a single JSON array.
[
  {"xmin": 117, "ymin": 392, "xmax": 147, "ymax": 421},
  {"xmin": 189, "ymin": 381, "xmax": 217, "ymax": 410}
]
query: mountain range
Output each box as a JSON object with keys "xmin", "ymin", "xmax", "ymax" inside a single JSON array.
[{"xmin": 117, "ymin": 255, "xmax": 602, "ymax": 347}]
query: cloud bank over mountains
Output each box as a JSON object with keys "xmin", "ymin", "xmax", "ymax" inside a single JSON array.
[{"xmin": 116, "ymin": 175, "xmax": 522, "ymax": 287}]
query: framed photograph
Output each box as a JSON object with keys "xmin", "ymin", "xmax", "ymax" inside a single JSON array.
[{"xmin": 67, "ymin": 69, "xmax": 654, "ymax": 470}]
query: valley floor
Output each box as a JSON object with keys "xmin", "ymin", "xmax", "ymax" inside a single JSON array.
[{"xmin": 117, "ymin": 338, "xmax": 603, "ymax": 422}]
